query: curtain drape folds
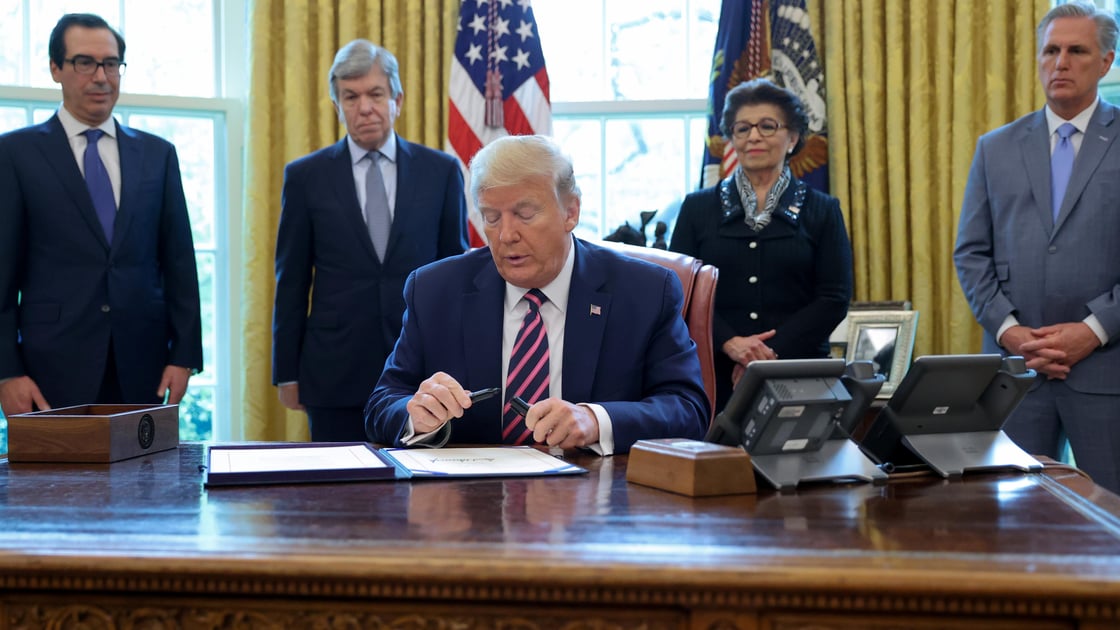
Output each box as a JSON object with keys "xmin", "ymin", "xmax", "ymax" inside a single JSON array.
[{"xmin": 809, "ymin": 0, "xmax": 1047, "ymax": 358}]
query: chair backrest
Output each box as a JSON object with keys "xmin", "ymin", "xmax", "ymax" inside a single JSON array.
[{"xmin": 597, "ymin": 240, "xmax": 719, "ymax": 421}]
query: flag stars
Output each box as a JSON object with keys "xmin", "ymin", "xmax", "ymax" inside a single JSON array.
[
  {"xmin": 490, "ymin": 43, "xmax": 509, "ymax": 63},
  {"xmin": 475, "ymin": 0, "xmax": 488, "ymax": 7},
  {"xmin": 512, "ymin": 48, "xmax": 531, "ymax": 69},
  {"xmin": 517, "ymin": 0, "xmax": 532, "ymax": 9},
  {"xmin": 465, "ymin": 43, "xmax": 484, "ymax": 64},
  {"xmin": 497, "ymin": 0, "xmax": 513, "ymax": 7},
  {"xmin": 468, "ymin": 13, "xmax": 487, "ymax": 35},
  {"xmin": 494, "ymin": 16, "xmax": 511, "ymax": 38},
  {"xmin": 516, "ymin": 19, "xmax": 535, "ymax": 42}
]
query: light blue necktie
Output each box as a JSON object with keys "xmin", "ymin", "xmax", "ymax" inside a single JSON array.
[
  {"xmin": 1050, "ymin": 122, "xmax": 1077, "ymax": 223},
  {"xmin": 364, "ymin": 151, "xmax": 391, "ymax": 261},
  {"xmin": 83, "ymin": 128, "xmax": 116, "ymax": 241}
]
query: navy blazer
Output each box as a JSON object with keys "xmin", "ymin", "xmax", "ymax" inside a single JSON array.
[
  {"xmin": 364, "ymin": 238, "xmax": 711, "ymax": 453},
  {"xmin": 670, "ymin": 177, "xmax": 852, "ymax": 407},
  {"xmin": 272, "ymin": 136, "xmax": 468, "ymax": 407},
  {"xmin": 955, "ymin": 101, "xmax": 1120, "ymax": 394},
  {"xmin": 0, "ymin": 115, "xmax": 202, "ymax": 406}
]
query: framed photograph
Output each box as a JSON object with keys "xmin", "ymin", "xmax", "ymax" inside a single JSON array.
[{"xmin": 845, "ymin": 310, "xmax": 919, "ymax": 399}]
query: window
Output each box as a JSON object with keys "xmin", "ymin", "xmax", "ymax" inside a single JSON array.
[
  {"xmin": 533, "ymin": 0, "xmax": 721, "ymax": 243},
  {"xmin": 0, "ymin": 1, "xmax": 245, "ymax": 448}
]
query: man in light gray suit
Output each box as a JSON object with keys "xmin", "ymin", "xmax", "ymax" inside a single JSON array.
[{"xmin": 955, "ymin": 1, "xmax": 1120, "ymax": 494}]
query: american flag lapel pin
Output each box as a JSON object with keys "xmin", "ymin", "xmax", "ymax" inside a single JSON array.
[{"xmin": 590, "ymin": 304, "xmax": 601, "ymax": 316}]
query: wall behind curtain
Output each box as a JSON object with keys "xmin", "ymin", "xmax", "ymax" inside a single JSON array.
[
  {"xmin": 241, "ymin": 0, "xmax": 459, "ymax": 441},
  {"xmin": 807, "ymin": 0, "xmax": 1048, "ymax": 358}
]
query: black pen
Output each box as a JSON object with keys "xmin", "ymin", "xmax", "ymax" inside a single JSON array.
[
  {"xmin": 510, "ymin": 395, "xmax": 530, "ymax": 418},
  {"xmin": 468, "ymin": 387, "xmax": 501, "ymax": 403}
]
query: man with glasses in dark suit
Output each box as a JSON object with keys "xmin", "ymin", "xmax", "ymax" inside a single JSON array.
[{"xmin": 0, "ymin": 13, "xmax": 202, "ymax": 417}]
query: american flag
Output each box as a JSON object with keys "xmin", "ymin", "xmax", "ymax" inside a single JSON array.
[
  {"xmin": 447, "ymin": 0, "xmax": 552, "ymax": 247},
  {"xmin": 702, "ymin": 0, "xmax": 828, "ymax": 193}
]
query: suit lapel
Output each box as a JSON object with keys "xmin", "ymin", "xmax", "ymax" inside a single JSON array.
[
  {"xmin": 385, "ymin": 137, "xmax": 413, "ymax": 260},
  {"xmin": 1020, "ymin": 111, "xmax": 1054, "ymax": 236},
  {"xmin": 37, "ymin": 116, "xmax": 112, "ymax": 250},
  {"xmin": 1056, "ymin": 102, "xmax": 1118, "ymax": 232},
  {"xmin": 561, "ymin": 240, "xmax": 609, "ymax": 402},
  {"xmin": 330, "ymin": 139, "xmax": 380, "ymax": 262},
  {"xmin": 114, "ymin": 122, "xmax": 142, "ymax": 251},
  {"xmin": 464, "ymin": 260, "xmax": 506, "ymax": 400}
]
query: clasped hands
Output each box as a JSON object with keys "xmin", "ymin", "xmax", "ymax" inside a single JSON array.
[
  {"xmin": 999, "ymin": 322, "xmax": 1100, "ymax": 380},
  {"xmin": 407, "ymin": 371, "xmax": 599, "ymax": 448},
  {"xmin": 723, "ymin": 329, "xmax": 778, "ymax": 386}
]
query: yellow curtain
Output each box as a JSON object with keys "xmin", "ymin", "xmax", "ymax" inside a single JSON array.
[
  {"xmin": 807, "ymin": 0, "xmax": 1047, "ymax": 358},
  {"xmin": 241, "ymin": 0, "xmax": 459, "ymax": 441}
]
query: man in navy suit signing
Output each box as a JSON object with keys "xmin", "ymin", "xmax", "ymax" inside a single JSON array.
[
  {"xmin": 365, "ymin": 135, "xmax": 709, "ymax": 454},
  {"xmin": 273, "ymin": 40, "xmax": 468, "ymax": 441},
  {"xmin": 955, "ymin": 2, "xmax": 1120, "ymax": 493},
  {"xmin": 0, "ymin": 13, "xmax": 202, "ymax": 416}
]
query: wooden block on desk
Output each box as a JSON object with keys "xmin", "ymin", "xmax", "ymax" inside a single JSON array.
[
  {"xmin": 626, "ymin": 438, "xmax": 756, "ymax": 497},
  {"xmin": 7, "ymin": 404, "xmax": 179, "ymax": 463}
]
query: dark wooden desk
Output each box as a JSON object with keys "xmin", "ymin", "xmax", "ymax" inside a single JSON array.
[{"xmin": 1, "ymin": 443, "xmax": 1120, "ymax": 629}]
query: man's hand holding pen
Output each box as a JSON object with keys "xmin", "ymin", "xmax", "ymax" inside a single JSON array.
[
  {"xmin": 519, "ymin": 397, "xmax": 599, "ymax": 449},
  {"xmin": 406, "ymin": 372, "xmax": 494, "ymax": 433}
]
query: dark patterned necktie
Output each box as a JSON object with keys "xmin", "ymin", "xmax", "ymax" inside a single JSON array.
[
  {"xmin": 503, "ymin": 289, "xmax": 550, "ymax": 445},
  {"xmin": 83, "ymin": 128, "xmax": 116, "ymax": 241}
]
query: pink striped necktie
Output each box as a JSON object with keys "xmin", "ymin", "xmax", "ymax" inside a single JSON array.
[{"xmin": 503, "ymin": 289, "xmax": 550, "ymax": 445}]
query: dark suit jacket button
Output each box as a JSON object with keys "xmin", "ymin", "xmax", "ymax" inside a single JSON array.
[{"xmin": 101, "ymin": 305, "xmax": 111, "ymax": 313}]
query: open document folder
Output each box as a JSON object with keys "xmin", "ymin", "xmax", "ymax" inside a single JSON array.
[{"xmin": 204, "ymin": 443, "xmax": 585, "ymax": 487}]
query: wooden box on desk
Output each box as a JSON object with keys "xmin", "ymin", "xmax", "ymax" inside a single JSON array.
[
  {"xmin": 626, "ymin": 438, "xmax": 756, "ymax": 497},
  {"xmin": 7, "ymin": 404, "xmax": 179, "ymax": 463}
]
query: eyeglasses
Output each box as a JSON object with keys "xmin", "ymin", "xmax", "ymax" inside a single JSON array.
[
  {"xmin": 64, "ymin": 55, "xmax": 127, "ymax": 77},
  {"xmin": 731, "ymin": 118, "xmax": 784, "ymax": 138}
]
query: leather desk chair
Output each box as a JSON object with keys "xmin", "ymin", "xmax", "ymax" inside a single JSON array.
[{"xmin": 597, "ymin": 240, "xmax": 719, "ymax": 422}]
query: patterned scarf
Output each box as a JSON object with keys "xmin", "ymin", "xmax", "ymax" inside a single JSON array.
[{"xmin": 735, "ymin": 166, "xmax": 792, "ymax": 232}]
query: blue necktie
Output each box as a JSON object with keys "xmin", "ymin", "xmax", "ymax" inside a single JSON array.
[
  {"xmin": 83, "ymin": 129, "xmax": 116, "ymax": 241},
  {"xmin": 365, "ymin": 151, "xmax": 391, "ymax": 261},
  {"xmin": 1051, "ymin": 122, "xmax": 1077, "ymax": 223}
]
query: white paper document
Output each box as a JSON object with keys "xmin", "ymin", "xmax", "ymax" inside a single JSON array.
[
  {"xmin": 383, "ymin": 446, "xmax": 585, "ymax": 477},
  {"xmin": 208, "ymin": 444, "xmax": 391, "ymax": 474}
]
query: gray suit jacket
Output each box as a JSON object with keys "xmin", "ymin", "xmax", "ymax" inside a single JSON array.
[{"xmin": 954, "ymin": 100, "xmax": 1120, "ymax": 394}]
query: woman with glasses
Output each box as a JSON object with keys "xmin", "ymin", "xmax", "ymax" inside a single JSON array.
[{"xmin": 670, "ymin": 78, "xmax": 852, "ymax": 411}]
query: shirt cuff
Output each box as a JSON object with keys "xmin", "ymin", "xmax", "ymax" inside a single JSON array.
[
  {"xmin": 996, "ymin": 314, "xmax": 1020, "ymax": 348},
  {"xmin": 1084, "ymin": 314, "xmax": 1109, "ymax": 347},
  {"xmin": 581, "ymin": 402, "xmax": 613, "ymax": 456}
]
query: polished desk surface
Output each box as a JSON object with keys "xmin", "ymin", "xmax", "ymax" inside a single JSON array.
[{"xmin": 1, "ymin": 442, "xmax": 1120, "ymax": 621}]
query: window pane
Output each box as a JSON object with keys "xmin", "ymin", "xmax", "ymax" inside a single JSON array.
[
  {"xmin": 607, "ymin": 1, "xmax": 690, "ymax": 101},
  {"xmin": 535, "ymin": 0, "xmax": 607, "ymax": 102},
  {"xmin": 555, "ymin": 119, "xmax": 604, "ymax": 240},
  {"xmin": 0, "ymin": 107, "xmax": 29, "ymax": 132},
  {"xmin": 195, "ymin": 251, "xmax": 218, "ymax": 389},
  {"xmin": 688, "ymin": 0, "xmax": 722, "ymax": 98},
  {"xmin": 603, "ymin": 118, "xmax": 687, "ymax": 245},
  {"xmin": 0, "ymin": 3, "xmax": 22, "ymax": 85},
  {"xmin": 537, "ymin": 0, "xmax": 720, "ymax": 102},
  {"xmin": 122, "ymin": 0, "xmax": 216, "ymax": 97},
  {"xmin": 179, "ymin": 385, "xmax": 214, "ymax": 441}
]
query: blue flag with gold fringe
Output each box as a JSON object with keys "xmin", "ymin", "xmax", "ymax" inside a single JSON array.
[{"xmin": 702, "ymin": 0, "xmax": 829, "ymax": 193}]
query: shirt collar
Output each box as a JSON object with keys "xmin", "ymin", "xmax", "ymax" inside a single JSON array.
[
  {"xmin": 503, "ymin": 234, "xmax": 576, "ymax": 315},
  {"xmin": 1045, "ymin": 98, "xmax": 1099, "ymax": 135},
  {"xmin": 57, "ymin": 105, "xmax": 116, "ymax": 139},
  {"xmin": 347, "ymin": 130, "xmax": 398, "ymax": 167}
]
